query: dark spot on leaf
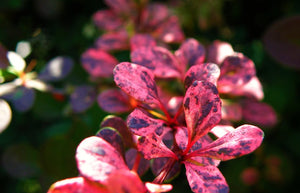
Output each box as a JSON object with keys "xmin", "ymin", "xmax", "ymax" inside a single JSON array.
[
  {"xmin": 202, "ymin": 174, "xmax": 222, "ymax": 181},
  {"xmin": 128, "ymin": 118, "xmax": 150, "ymax": 129},
  {"xmin": 184, "ymin": 97, "xmax": 190, "ymax": 110},
  {"xmin": 91, "ymin": 147, "xmax": 106, "ymax": 156},
  {"xmin": 155, "ymin": 126, "xmax": 164, "ymax": 136},
  {"xmin": 217, "ymin": 148, "xmax": 234, "ymax": 155}
]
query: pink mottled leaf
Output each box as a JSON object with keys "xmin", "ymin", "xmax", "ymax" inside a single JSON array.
[
  {"xmin": 145, "ymin": 182, "xmax": 172, "ymax": 193},
  {"xmin": 81, "ymin": 47, "xmax": 117, "ymax": 78},
  {"xmin": 189, "ymin": 125, "xmax": 264, "ymax": 161},
  {"xmin": 210, "ymin": 125, "xmax": 235, "ymax": 138},
  {"xmin": 113, "ymin": 62, "xmax": 160, "ymax": 105},
  {"xmin": 131, "ymin": 46, "xmax": 182, "ymax": 78},
  {"xmin": 175, "ymin": 38, "xmax": 206, "ymax": 67},
  {"xmin": 241, "ymin": 99, "xmax": 277, "ymax": 128},
  {"xmin": 104, "ymin": 0, "xmax": 136, "ymax": 16},
  {"xmin": 263, "ymin": 15, "xmax": 300, "ymax": 69},
  {"xmin": 185, "ymin": 164, "xmax": 229, "ymax": 193},
  {"xmin": 130, "ymin": 34, "xmax": 157, "ymax": 51},
  {"xmin": 47, "ymin": 177, "xmax": 109, "ymax": 193},
  {"xmin": 140, "ymin": 3, "xmax": 170, "ymax": 29},
  {"xmin": 0, "ymin": 43, "xmax": 9, "ymax": 69},
  {"xmin": 96, "ymin": 127, "xmax": 124, "ymax": 156},
  {"xmin": 70, "ymin": 85, "xmax": 96, "ymax": 113},
  {"xmin": 76, "ymin": 136, "xmax": 128, "ymax": 183},
  {"xmin": 93, "ymin": 10, "xmax": 122, "ymax": 31},
  {"xmin": 100, "ymin": 115, "xmax": 135, "ymax": 148},
  {"xmin": 127, "ymin": 108, "xmax": 176, "ymax": 159},
  {"xmin": 156, "ymin": 16, "xmax": 185, "ymax": 44},
  {"xmin": 95, "ymin": 31, "xmax": 129, "ymax": 51},
  {"xmin": 184, "ymin": 63, "xmax": 220, "ymax": 89},
  {"xmin": 151, "ymin": 157, "xmax": 181, "ymax": 181},
  {"xmin": 125, "ymin": 148, "xmax": 150, "ymax": 176},
  {"xmin": 106, "ymin": 169, "xmax": 147, "ymax": 193},
  {"xmin": 206, "ymin": 40, "xmax": 234, "ymax": 65},
  {"xmin": 218, "ymin": 53, "xmax": 256, "ymax": 93},
  {"xmin": 97, "ymin": 89, "xmax": 132, "ymax": 113},
  {"xmin": 183, "ymin": 81, "xmax": 222, "ymax": 145}
]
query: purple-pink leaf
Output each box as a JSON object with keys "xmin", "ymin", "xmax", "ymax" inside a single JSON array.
[
  {"xmin": 189, "ymin": 125, "xmax": 264, "ymax": 161},
  {"xmin": 81, "ymin": 47, "xmax": 118, "ymax": 78},
  {"xmin": 140, "ymin": 3, "xmax": 169, "ymax": 29},
  {"xmin": 106, "ymin": 169, "xmax": 147, "ymax": 193},
  {"xmin": 206, "ymin": 40, "xmax": 234, "ymax": 65},
  {"xmin": 125, "ymin": 148, "xmax": 150, "ymax": 176},
  {"xmin": 104, "ymin": 0, "xmax": 136, "ymax": 16},
  {"xmin": 184, "ymin": 63, "xmax": 220, "ymax": 89},
  {"xmin": 113, "ymin": 62, "xmax": 160, "ymax": 105},
  {"xmin": 76, "ymin": 136, "xmax": 128, "ymax": 183},
  {"xmin": 221, "ymin": 100, "xmax": 242, "ymax": 121},
  {"xmin": 47, "ymin": 177, "xmax": 109, "ymax": 193},
  {"xmin": 218, "ymin": 53, "xmax": 256, "ymax": 92},
  {"xmin": 185, "ymin": 164, "xmax": 229, "ymax": 193},
  {"xmin": 130, "ymin": 34, "xmax": 157, "ymax": 51},
  {"xmin": 151, "ymin": 157, "xmax": 181, "ymax": 181},
  {"xmin": 93, "ymin": 10, "xmax": 122, "ymax": 31},
  {"xmin": 127, "ymin": 108, "xmax": 176, "ymax": 159},
  {"xmin": 70, "ymin": 86, "xmax": 96, "ymax": 113},
  {"xmin": 241, "ymin": 99, "xmax": 277, "ymax": 128},
  {"xmin": 96, "ymin": 127, "xmax": 124, "ymax": 156},
  {"xmin": 263, "ymin": 15, "xmax": 300, "ymax": 69},
  {"xmin": 95, "ymin": 31, "xmax": 129, "ymax": 51},
  {"xmin": 100, "ymin": 115, "xmax": 135, "ymax": 148},
  {"xmin": 131, "ymin": 46, "xmax": 183, "ymax": 79},
  {"xmin": 183, "ymin": 81, "xmax": 222, "ymax": 145},
  {"xmin": 175, "ymin": 38, "xmax": 206, "ymax": 67},
  {"xmin": 97, "ymin": 89, "xmax": 132, "ymax": 113}
]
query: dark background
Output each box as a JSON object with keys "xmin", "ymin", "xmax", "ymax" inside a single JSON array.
[{"xmin": 0, "ymin": 0, "xmax": 299, "ymax": 192}]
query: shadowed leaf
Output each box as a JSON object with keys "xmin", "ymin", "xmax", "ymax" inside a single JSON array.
[
  {"xmin": 96, "ymin": 127, "xmax": 124, "ymax": 156},
  {"xmin": 184, "ymin": 63, "xmax": 220, "ymax": 89},
  {"xmin": 185, "ymin": 164, "xmax": 229, "ymax": 193},
  {"xmin": 97, "ymin": 89, "xmax": 131, "ymax": 113},
  {"xmin": 131, "ymin": 46, "xmax": 182, "ymax": 79},
  {"xmin": 95, "ymin": 31, "xmax": 129, "ymax": 51},
  {"xmin": 39, "ymin": 56, "xmax": 73, "ymax": 82},
  {"xmin": 175, "ymin": 38, "xmax": 206, "ymax": 67},
  {"xmin": 76, "ymin": 136, "xmax": 128, "ymax": 183},
  {"xmin": 183, "ymin": 81, "xmax": 222, "ymax": 145},
  {"xmin": 130, "ymin": 34, "xmax": 157, "ymax": 51},
  {"xmin": 70, "ymin": 86, "xmax": 96, "ymax": 113},
  {"xmin": 81, "ymin": 47, "xmax": 118, "ymax": 78},
  {"xmin": 113, "ymin": 62, "xmax": 160, "ymax": 105},
  {"xmin": 190, "ymin": 125, "xmax": 264, "ymax": 161},
  {"xmin": 125, "ymin": 148, "xmax": 150, "ymax": 176},
  {"xmin": 151, "ymin": 157, "xmax": 181, "ymax": 181}
]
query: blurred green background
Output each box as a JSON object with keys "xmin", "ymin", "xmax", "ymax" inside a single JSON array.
[{"xmin": 0, "ymin": 0, "xmax": 299, "ymax": 192}]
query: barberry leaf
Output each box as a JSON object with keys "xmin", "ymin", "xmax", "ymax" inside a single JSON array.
[
  {"xmin": 95, "ymin": 31, "xmax": 129, "ymax": 51},
  {"xmin": 0, "ymin": 43, "xmax": 9, "ymax": 69},
  {"xmin": 175, "ymin": 38, "xmax": 206, "ymax": 67},
  {"xmin": 125, "ymin": 148, "xmax": 150, "ymax": 176},
  {"xmin": 0, "ymin": 99, "xmax": 12, "ymax": 133},
  {"xmin": 70, "ymin": 86, "xmax": 96, "ymax": 113},
  {"xmin": 97, "ymin": 89, "xmax": 131, "ymax": 113},
  {"xmin": 130, "ymin": 47, "xmax": 183, "ymax": 79},
  {"xmin": 100, "ymin": 115, "xmax": 135, "ymax": 148},
  {"xmin": 47, "ymin": 177, "xmax": 109, "ymax": 193},
  {"xmin": 145, "ymin": 182, "xmax": 173, "ymax": 193},
  {"xmin": 127, "ymin": 108, "xmax": 176, "ymax": 159},
  {"xmin": 151, "ymin": 157, "xmax": 181, "ymax": 181},
  {"xmin": 96, "ymin": 127, "xmax": 124, "ymax": 156},
  {"xmin": 130, "ymin": 34, "xmax": 157, "ymax": 51},
  {"xmin": 104, "ymin": 0, "xmax": 135, "ymax": 16},
  {"xmin": 183, "ymin": 81, "xmax": 222, "ymax": 145},
  {"xmin": 210, "ymin": 125, "xmax": 235, "ymax": 138},
  {"xmin": 76, "ymin": 136, "xmax": 128, "ymax": 183},
  {"xmin": 113, "ymin": 62, "xmax": 160, "ymax": 105},
  {"xmin": 221, "ymin": 100, "xmax": 242, "ymax": 121},
  {"xmin": 81, "ymin": 47, "xmax": 118, "ymax": 78},
  {"xmin": 190, "ymin": 125, "xmax": 264, "ymax": 161},
  {"xmin": 38, "ymin": 56, "xmax": 73, "ymax": 82},
  {"xmin": 206, "ymin": 40, "xmax": 234, "ymax": 65},
  {"xmin": 218, "ymin": 53, "xmax": 256, "ymax": 93},
  {"xmin": 185, "ymin": 164, "xmax": 229, "ymax": 193},
  {"xmin": 184, "ymin": 63, "xmax": 220, "ymax": 89},
  {"xmin": 141, "ymin": 3, "xmax": 169, "ymax": 29},
  {"xmin": 93, "ymin": 10, "xmax": 122, "ymax": 31},
  {"xmin": 3, "ymin": 86, "xmax": 35, "ymax": 112},
  {"xmin": 106, "ymin": 169, "xmax": 147, "ymax": 193},
  {"xmin": 241, "ymin": 99, "xmax": 277, "ymax": 128}
]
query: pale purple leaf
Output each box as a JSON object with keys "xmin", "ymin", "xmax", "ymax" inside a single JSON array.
[
  {"xmin": 131, "ymin": 46, "xmax": 183, "ymax": 79},
  {"xmin": 70, "ymin": 86, "xmax": 96, "ymax": 113},
  {"xmin": 76, "ymin": 136, "xmax": 128, "ymax": 183},
  {"xmin": 183, "ymin": 81, "xmax": 222, "ymax": 145},
  {"xmin": 95, "ymin": 31, "xmax": 129, "ymax": 51},
  {"xmin": 185, "ymin": 164, "xmax": 229, "ymax": 193},
  {"xmin": 113, "ymin": 62, "xmax": 160, "ymax": 105},
  {"xmin": 184, "ymin": 63, "xmax": 220, "ymax": 89},
  {"xmin": 97, "ymin": 89, "xmax": 131, "ymax": 113},
  {"xmin": 190, "ymin": 125, "xmax": 264, "ymax": 161},
  {"xmin": 81, "ymin": 47, "xmax": 118, "ymax": 78},
  {"xmin": 175, "ymin": 38, "xmax": 206, "ymax": 67},
  {"xmin": 93, "ymin": 10, "xmax": 122, "ymax": 30},
  {"xmin": 125, "ymin": 148, "xmax": 150, "ymax": 176}
]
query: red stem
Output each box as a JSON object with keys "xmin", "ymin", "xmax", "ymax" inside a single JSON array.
[
  {"xmin": 153, "ymin": 158, "xmax": 176, "ymax": 184},
  {"xmin": 131, "ymin": 153, "xmax": 142, "ymax": 174}
]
